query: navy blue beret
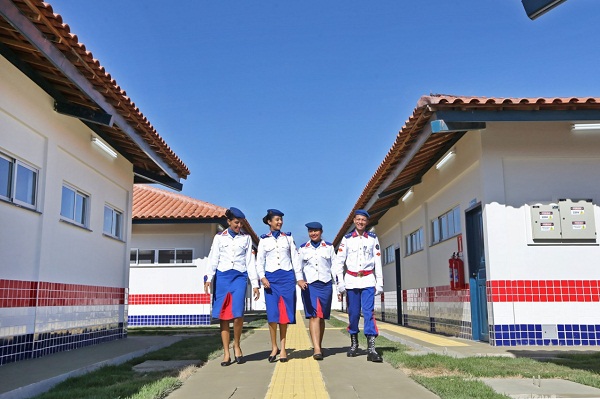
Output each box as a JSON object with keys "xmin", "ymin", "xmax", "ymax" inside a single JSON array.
[
  {"xmin": 267, "ymin": 209, "xmax": 284, "ymax": 217},
  {"xmin": 228, "ymin": 207, "xmax": 245, "ymax": 219},
  {"xmin": 355, "ymin": 209, "xmax": 370, "ymax": 218},
  {"xmin": 305, "ymin": 221, "xmax": 323, "ymax": 230}
]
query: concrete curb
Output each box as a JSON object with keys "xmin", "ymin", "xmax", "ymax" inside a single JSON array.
[{"xmin": 0, "ymin": 337, "xmax": 182, "ymax": 399}]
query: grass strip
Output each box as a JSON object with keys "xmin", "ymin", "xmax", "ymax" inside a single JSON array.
[
  {"xmin": 32, "ymin": 316, "xmax": 266, "ymax": 399},
  {"xmin": 327, "ymin": 316, "xmax": 600, "ymax": 398}
]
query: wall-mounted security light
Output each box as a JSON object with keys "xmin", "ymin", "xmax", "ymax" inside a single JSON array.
[
  {"xmin": 435, "ymin": 150, "xmax": 455, "ymax": 170},
  {"xmin": 91, "ymin": 137, "xmax": 117, "ymax": 158},
  {"xmin": 522, "ymin": 0, "xmax": 567, "ymax": 20},
  {"xmin": 571, "ymin": 123, "xmax": 600, "ymax": 132},
  {"xmin": 401, "ymin": 188, "xmax": 413, "ymax": 202}
]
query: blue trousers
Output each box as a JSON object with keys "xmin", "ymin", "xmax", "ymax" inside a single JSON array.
[{"xmin": 346, "ymin": 287, "xmax": 379, "ymax": 336}]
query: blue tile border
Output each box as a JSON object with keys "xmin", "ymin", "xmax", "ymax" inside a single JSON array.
[
  {"xmin": 491, "ymin": 324, "xmax": 600, "ymax": 346},
  {"xmin": 128, "ymin": 314, "xmax": 211, "ymax": 326}
]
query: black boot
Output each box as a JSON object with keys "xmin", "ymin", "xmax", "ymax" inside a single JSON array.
[
  {"xmin": 366, "ymin": 335, "xmax": 383, "ymax": 362},
  {"xmin": 347, "ymin": 333, "xmax": 358, "ymax": 357}
]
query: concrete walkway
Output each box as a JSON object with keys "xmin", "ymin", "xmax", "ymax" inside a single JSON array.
[
  {"xmin": 168, "ymin": 311, "xmax": 438, "ymax": 399},
  {"xmin": 3, "ymin": 311, "xmax": 600, "ymax": 398}
]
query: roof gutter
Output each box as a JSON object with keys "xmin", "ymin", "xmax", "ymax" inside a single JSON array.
[
  {"xmin": 342, "ymin": 115, "xmax": 435, "ymax": 236},
  {"xmin": 0, "ymin": 0, "xmax": 182, "ymax": 186}
]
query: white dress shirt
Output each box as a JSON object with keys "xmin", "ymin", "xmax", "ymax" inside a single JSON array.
[
  {"xmin": 298, "ymin": 240, "xmax": 344, "ymax": 284},
  {"xmin": 255, "ymin": 232, "xmax": 302, "ymax": 281},
  {"xmin": 206, "ymin": 229, "xmax": 258, "ymax": 288},
  {"xmin": 334, "ymin": 230, "xmax": 383, "ymax": 290}
]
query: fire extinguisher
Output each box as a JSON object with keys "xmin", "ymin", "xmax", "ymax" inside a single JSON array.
[
  {"xmin": 454, "ymin": 253, "xmax": 465, "ymax": 290},
  {"xmin": 449, "ymin": 253, "xmax": 456, "ymax": 290}
]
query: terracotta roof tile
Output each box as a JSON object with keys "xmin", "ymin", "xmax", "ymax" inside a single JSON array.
[
  {"xmin": 133, "ymin": 185, "xmax": 258, "ymax": 244},
  {"xmin": 0, "ymin": 0, "xmax": 189, "ymax": 180}
]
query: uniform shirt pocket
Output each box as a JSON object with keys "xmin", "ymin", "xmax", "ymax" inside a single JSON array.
[
  {"xmin": 319, "ymin": 252, "xmax": 331, "ymax": 260},
  {"xmin": 235, "ymin": 243, "xmax": 247, "ymax": 256},
  {"xmin": 263, "ymin": 242, "xmax": 276, "ymax": 252},
  {"xmin": 219, "ymin": 242, "xmax": 231, "ymax": 251}
]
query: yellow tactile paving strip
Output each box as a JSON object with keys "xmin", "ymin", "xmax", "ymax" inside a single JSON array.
[
  {"xmin": 264, "ymin": 312, "xmax": 329, "ymax": 399},
  {"xmin": 379, "ymin": 323, "xmax": 469, "ymax": 347}
]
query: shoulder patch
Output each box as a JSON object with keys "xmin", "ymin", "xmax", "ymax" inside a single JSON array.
[
  {"xmin": 324, "ymin": 241, "xmax": 333, "ymax": 246},
  {"xmin": 368, "ymin": 231, "xmax": 377, "ymax": 238},
  {"xmin": 260, "ymin": 234, "xmax": 269, "ymax": 239},
  {"xmin": 344, "ymin": 233, "xmax": 353, "ymax": 239}
]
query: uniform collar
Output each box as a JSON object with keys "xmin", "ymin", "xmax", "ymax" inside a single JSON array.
[
  {"xmin": 304, "ymin": 240, "xmax": 326, "ymax": 248},
  {"xmin": 352, "ymin": 230, "xmax": 368, "ymax": 238},
  {"xmin": 222, "ymin": 229, "xmax": 243, "ymax": 236}
]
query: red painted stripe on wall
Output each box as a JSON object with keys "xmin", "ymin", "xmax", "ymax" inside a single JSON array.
[
  {"xmin": 403, "ymin": 280, "xmax": 600, "ymax": 303},
  {"xmin": 128, "ymin": 293, "xmax": 211, "ymax": 305},
  {"xmin": 0, "ymin": 279, "xmax": 125, "ymax": 308},
  {"xmin": 488, "ymin": 280, "xmax": 600, "ymax": 303}
]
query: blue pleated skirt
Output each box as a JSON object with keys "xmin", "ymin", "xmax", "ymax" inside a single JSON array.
[
  {"xmin": 212, "ymin": 269, "xmax": 247, "ymax": 320},
  {"xmin": 264, "ymin": 269, "xmax": 296, "ymax": 324},
  {"xmin": 301, "ymin": 280, "xmax": 333, "ymax": 319}
]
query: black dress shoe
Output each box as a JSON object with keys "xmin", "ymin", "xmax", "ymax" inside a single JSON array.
[
  {"xmin": 279, "ymin": 357, "xmax": 288, "ymax": 363},
  {"xmin": 313, "ymin": 353, "xmax": 323, "ymax": 360},
  {"xmin": 220, "ymin": 359, "xmax": 232, "ymax": 367},
  {"xmin": 267, "ymin": 349, "xmax": 280, "ymax": 363},
  {"xmin": 235, "ymin": 355, "xmax": 245, "ymax": 364}
]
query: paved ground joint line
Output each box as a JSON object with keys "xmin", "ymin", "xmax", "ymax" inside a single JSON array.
[{"xmin": 264, "ymin": 311, "xmax": 329, "ymax": 399}]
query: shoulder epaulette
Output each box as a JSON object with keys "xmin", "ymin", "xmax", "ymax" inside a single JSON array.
[
  {"xmin": 368, "ymin": 231, "xmax": 377, "ymax": 238},
  {"xmin": 324, "ymin": 241, "xmax": 333, "ymax": 246},
  {"xmin": 281, "ymin": 231, "xmax": 292, "ymax": 236},
  {"xmin": 260, "ymin": 233, "xmax": 269, "ymax": 239},
  {"xmin": 344, "ymin": 232, "xmax": 353, "ymax": 239}
]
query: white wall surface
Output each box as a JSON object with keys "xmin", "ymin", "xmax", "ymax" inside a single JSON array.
[
  {"xmin": 0, "ymin": 55, "xmax": 132, "ymax": 288},
  {"xmin": 376, "ymin": 131, "xmax": 483, "ymax": 291},
  {"xmin": 480, "ymin": 122, "xmax": 600, "ymax": 282}
]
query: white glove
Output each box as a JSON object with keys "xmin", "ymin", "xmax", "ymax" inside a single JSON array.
[
  {"xmin": 375, "ymin": 285, "xmax": 383, "ymax": 296},
  {"xmin": 337, "ymin": 283, "xmax": 346, "ymax": 294}
]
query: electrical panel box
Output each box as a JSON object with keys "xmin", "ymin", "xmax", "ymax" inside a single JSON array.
[
  {"xmin": 530, "ymin": 199, "xmax": 596, "ymax": 242},
  {"xmin": 530, "ymin": 203, "xmax": 561, "ymax": 240},
  {"xmin": 559, "ymin": 199, "xmax": 596, "ymax": 240}
]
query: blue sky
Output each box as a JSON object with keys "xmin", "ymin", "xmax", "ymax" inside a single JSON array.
[{"xmin": 48, "ymin": 0, "xmax": 600, "ymax": 244}]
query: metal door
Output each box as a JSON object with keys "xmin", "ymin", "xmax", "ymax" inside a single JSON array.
[
  {"xmin": 395, "ymin": 248, "xmax": 403, "ymax": 325},
  {"xmin": 466, "ymin": 205, "xmax": 489, "ymax": 342}
]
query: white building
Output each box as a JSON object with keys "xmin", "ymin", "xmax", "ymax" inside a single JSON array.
[
  {"xmin": 129, "ymin": 185, "xmax": 259, "ymax": 326},
  {"xmin": 0, "ymin": 1, "xmax": 189, "ymax": 365},
  {"xmin": 335, "ymin": 94, "xmax": 600, "ymax": 347}
]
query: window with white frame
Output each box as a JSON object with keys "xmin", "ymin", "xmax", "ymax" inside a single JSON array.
[
  {"xmin": 130, "ymin": 248, "xmax": 193, "ymax": 264},
  {"xmin": 0, "ymin": 153, "xmax": 39, "ymax": 209},
  {"xmin": 431, "ymin": 206, "xmax": 461, "ymax": 245},
  {"xmin": 130, "ymin": 249, "xmax": 155, "ymax": 264},
  {"xmin": 405, "ymin": 227, "xmax": 424, "ymax": 256},
  {"xmin": 383, "ymin": 245, "xmax": 395, "ymax": 264},
  {"xmin": 103, "ymin": 204, "xmax": 123, "ymax": 239},
  {"xmin": 60, "ymin": 184, "xmax": 89, "ymax": 227}
]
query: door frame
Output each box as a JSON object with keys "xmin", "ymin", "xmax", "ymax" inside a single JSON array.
[
  {"xmin": 465, "ymin": 203, "xmax": 489, "ymax": 342},
  {"xmin": 394, "ymin": 248, "xmax": 403, "ymax": 325}
]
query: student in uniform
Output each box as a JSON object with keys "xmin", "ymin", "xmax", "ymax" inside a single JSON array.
[
  {"xmin": 298, "ymin": 222, "xmax": 344, "ymax": 360},
  {"xmin": 334, "ymin": 209, "xmax": 384, "ymax": 362},
  {"xmin": 205, "ymin": 207, "xmax": 259, "ymax": 366},
  {"xmin": 256, "ymin": 209, "xmax": 304, "ymax": 363}
]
